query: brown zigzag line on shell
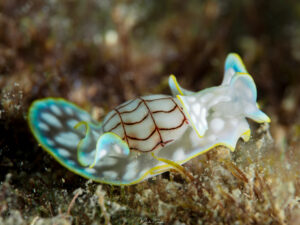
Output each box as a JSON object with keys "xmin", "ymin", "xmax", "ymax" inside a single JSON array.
[
  {"xmin": 102, "ymin": 96, "xmax": 175, "ymax": 128},
  {"xmin": 106, "ymin": 104, "xmax": 181, "ymax": 132},
  {"xmin": 124, "ymin": 117, "xmax": 187, "ymax": 152}
]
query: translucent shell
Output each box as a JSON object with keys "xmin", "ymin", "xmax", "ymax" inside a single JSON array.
[
  {"xmin": 101, "ymin": 95, "xmax": 188, "ymax": 152},
  {"xmin": 28, "ymin": 53, "xmax": 271, "ymax": 185}
]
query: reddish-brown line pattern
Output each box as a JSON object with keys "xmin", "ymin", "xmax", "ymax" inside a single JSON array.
[
  {"xmin": 102, "ymin": 96, "xmax": 173, "ymax": 129},
  {"xmin": 159, "ymin": 117, "xmax": 187, "ymax": 130},
  {"xmin": 126, "ymin": 108, "xmax": 187, "ymax": 151},
  {"xmin": 170, "ymin": 98, "xmax": 188, "ymax": 124},
  {"xmin": 139, "ymin": 97, "xmax": 164, "ymax": 147},
  {"xmin": 102, "ymin": 100, "xmax": 142, "ymax": 128},
  {"xmin": 127, "ymin": 128, "xmax": 157, "ymax": 141},
  {"xmin": 127, "ymin": 116, "xmax": 187, "ymax": 151},
  {"xmin": 144, "ymin": 97, "xmax": 173, "ymax": 102},
  {"xmin": 152, "ymin": 104, "xmax": 177, "ymax": 114},
  {"xmin": 107, "ymin": 105, "xmax": 178, "ymax": 132},
  {"xmin": 107, "ymin": 121, "xmax": 121, "ymax": 132},
  {"xmin": 124, "ymin": 112, "xmax": 150, "ymax": 125},
  {"xmin": 101, "ymin": 96, "xmax": 188, "ymax": 152},
  {"xmin": 103, "ymin": 101, "xmax": 143, "ymax": 129},
  {"xmin": 107, "ymin": 112, "xmax": 150, "ymax": 132},
  {"xmin": 121, "ymin": 101, "xmax": 143, "ymax": 114},
  {"xmin": 114, "ymin": 108, "xmax": 129, "ymax": 146},
  {"xmin": 102, "ymin": 112, "xmax": 117, "ymax": 128}
]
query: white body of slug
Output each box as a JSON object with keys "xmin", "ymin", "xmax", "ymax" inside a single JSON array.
[{"xmin": 28, "ymin": 53, "xmax": 270, "ymax": 185}]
